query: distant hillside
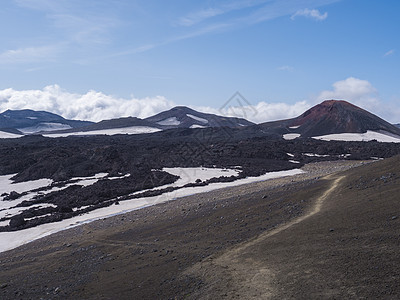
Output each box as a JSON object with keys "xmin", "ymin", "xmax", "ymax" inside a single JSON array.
[
  {"xmin": 0, "ymin": 109, "xmax": 93, "ymax": 134},
  {"xmin": 145, "ymin": 106, "xmax": 254, "ymax": 129},
  {"xmin": 256, "ymin": 100, "xmax": 400, "ymax": 141},
  {"xmin": 37, "ymin": 106, "xmax": 254, "ymax": 137}
]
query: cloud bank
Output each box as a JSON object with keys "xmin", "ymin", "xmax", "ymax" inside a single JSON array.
[
  {"xmin": 0, "ymin": 85, "xmax": 311, "ymax": 124},
  {"xmin": 0, "ymin": 78, "xmax": 398, "ymax": 124},
  {"xmin": 0, "ymin": 85, "xmax": 174, "ymax": 122},
  {"xmin": 196, "ymin": 101, "xmax": 311, "ymax": 124}
]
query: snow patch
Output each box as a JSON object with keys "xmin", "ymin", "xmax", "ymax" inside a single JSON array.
[
  {"xmin": 190, "ymin": 124, "xmax": 206, "ymax": 129},
  {"xmin": 0, "ymin": 204, "xmax": 57, "ymax": 220},
  {"xmin": 370, "ymin": 157, "xmax": 384, "ymax": 160},
  {"xmin": 286, "ymin": 153, "xmax": 295, "ymax": 157},
  {"xmin": 43, "ymin": 126, "xmax": 161, "ymax": 137},
  {"xmin": 283, "ymin": 133, "xmax": 301, "ymax": 140},
  {"xmin": 303, "ymin": 153, "xmax": 330, "ymax": 157},
  {"xmin": 0, "ymin": 131, "xmax": 23, "ymax": 139},
  {"xmin": 289, "ymin": 160, "xmax": 300, "ymax": 164},
  {"xmin": 157, "ymin": 117, "xmax": 181, "ymax": 126},
  {"xmin": 0, "ymin": 175, "xmax": 52, "ymax": 195},
  {"xmin": 0, "ymin": 220, "xmax": 9, "ymax": 227},
  {"xmin": 187, "ymin": 114, "xmax": 208, "ymax": 124},
  {"xmin": 163, "ymin": 167, "xmax": 239, "ymax": 187},
  {"xmin": 0, "ymin": 173, "xmax": 128, "ymax": 219},
  {"xmin": 289, "ymin": 125, "xmax": 300, "ymax": 129},
  {"xmin": 312, "ymin": 131, "xmax": 400, "ymax": 143},
  {"xmin": 19, "ymin": 123, "xmax": 73, "ymax": 134}
]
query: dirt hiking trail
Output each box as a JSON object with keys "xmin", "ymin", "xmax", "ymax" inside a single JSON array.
[{"xmin": 187, "ymin": 175, "xmax": 345, "ymax": 299}]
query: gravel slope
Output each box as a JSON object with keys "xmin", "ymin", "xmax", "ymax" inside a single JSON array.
[{"xmin": 0, "ymin": 160, "xmax": 378, "ymax": 299}]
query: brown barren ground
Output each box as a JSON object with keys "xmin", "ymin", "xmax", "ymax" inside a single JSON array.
[{"xmin": 0, "ymin": 159, "xmax": 399, "ymax": 299}]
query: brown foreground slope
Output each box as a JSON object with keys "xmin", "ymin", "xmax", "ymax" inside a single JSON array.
[
  {"xmin": 0, "ymin": 159, "xmax": 399, "ymax": 299},
  {"xmin": 189, "ymin": 156, "xmax": 400, "ymax": 299}
]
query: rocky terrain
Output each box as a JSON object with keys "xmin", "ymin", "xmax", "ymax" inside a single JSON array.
[
  {"xmin": 1, "ymin": 130, "xmax": 400, "ymax": 232},
  {"xmin": 0, "ymin": 157, "xmax": 399, "ymax": 299},
  {"xmin": 1, "ymin": 99, "xmax": 400, "ymax": 298}
]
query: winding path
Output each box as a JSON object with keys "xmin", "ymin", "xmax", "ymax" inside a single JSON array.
[{"xmin": 188, "ymin": 175, "xmax": 345, "ymax": 299}]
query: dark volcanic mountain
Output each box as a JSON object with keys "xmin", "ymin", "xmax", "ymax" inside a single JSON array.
[
  {"xmin": 258, "ymin": 100, "xmax": 400, "ymax": 138},
  {"xmin": 0, "ymin": 109, "xmax": 93, "ymax": 134},
  {"xmin": 145, "ymin": 106, "xmax": 254, "ymax": 129}
]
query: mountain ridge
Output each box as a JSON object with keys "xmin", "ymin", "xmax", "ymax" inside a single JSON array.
[
  {"xmin": 144, "ymin": 105, "xmax": 254, "ymax": 129},
  {"xmin": 256, "ymin": 100, "xmax": 400, "ymax": 138},
  {"xmin": 0, "ymin": 109, "xmax": 93, "ymax": 134},
  {"xmin": 1, "ymin": 101, "xmax": 399, "ymax": 141}
]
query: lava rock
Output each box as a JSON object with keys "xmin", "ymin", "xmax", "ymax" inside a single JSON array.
[
  {"xmin": 9, "ymin": 215, "xmax": 26, "ymax": 228},
  {"xmin": 4, "ymin": 191, "xmax": 21, "ymax": 201}
]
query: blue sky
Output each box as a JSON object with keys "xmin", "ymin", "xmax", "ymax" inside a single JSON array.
[{"xmin": 0, "ymin": 0, "xmax": 399, "ymax": 123}]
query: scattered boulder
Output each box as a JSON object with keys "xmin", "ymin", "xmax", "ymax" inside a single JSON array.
[
  {"xmin": 4, "ymin": 191, "xmax": 21, "ymax": 201},
  {"xmin": 9, "ymin": 215, "xmax": 26, "ymax": 228}
]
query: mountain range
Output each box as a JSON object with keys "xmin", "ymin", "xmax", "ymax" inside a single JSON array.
[{"xmin": 1, "ymin": 100, "xmax": 399, "ymax": 142}]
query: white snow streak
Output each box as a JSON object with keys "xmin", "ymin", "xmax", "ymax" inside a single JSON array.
[
  {"xmin": 43, "ymin": 126, "xmax": 161, "ymax": 137},
  {"xmin": 157, "ymin": 117, "xmax": 180, "ymax": 126},
  {"xmin": 312, "ymin": 131, "xmax": 400, "ymax": 143},
  {"xmin": 283, "ymin": 133, "xmax": 301, "ymax": 140},
  {"xmin": 187, "ymin": 114, "xmax": 208, "ymax": 124}
]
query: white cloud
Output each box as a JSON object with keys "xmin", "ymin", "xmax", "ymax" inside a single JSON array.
[
  {"xmin": 14, "ymin": 0, "xmax": 66, "ymax": 11},
  {"xmin": 277, "ymin": 65, "xmax": 294, "ymax": 72},
  {"xmin": 0, "ymin": 85, "xmax": 312, "ymax": 124},
  {"xmin": 7, "ymin": 0, "xmax": 120, "ymax": 65},
  {"xmin": 195, "ymin": 101, "xmax": 311, "ymax": 124},
  {"xmin": 316, "ymin": 77, "xmax": 400, "ymax": 123},
  {"xmin": 177, "ymin": 0, "xmax": 269, "ymax": 26},
  {"xmin": 384, "ymin": 49, "xmax": 395, "ymax": 57},
  {"xmin": 178, "ymin": 8, "xmax": 224, "ymax": 27},
  {"xmin": 291, "ymin": 8, "xmax": 328, "ymax": 21},
  {"xmin": 0, "ymin": 45, "xmax": 61, "ymax": 64},
  {"xmin": 316, "ymin": 77, "xmax": 377, "ymax": 105},
  {"xmin": 0, "ymin": 85, "xmax": 175, "ymax": 122},
  {"xmin": 115, "ymin": 0, "xmax": 340, "ymax": 57},
  {"xmin": 1, "ymin": 79, "xmax": 397, "ymax": 126}
]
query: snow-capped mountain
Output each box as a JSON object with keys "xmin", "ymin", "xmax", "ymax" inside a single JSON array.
[
  {"xmin": 145, "ymin": 106, "xmax": 254, "ymax": 129},
  {"xmin": 257, "ymin": 100, "xmax": 400, "ymax": 142},
  {"xmin": 39, "ymin": 106, "xmax": 254, "ymax": 137},
  {"xmin": 1, "ymin": 102, "xmax": 399, "ymax": 142},
  {"xmin": 0, "ymin": 109, "xmax": 93, "ymax": 134}
]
